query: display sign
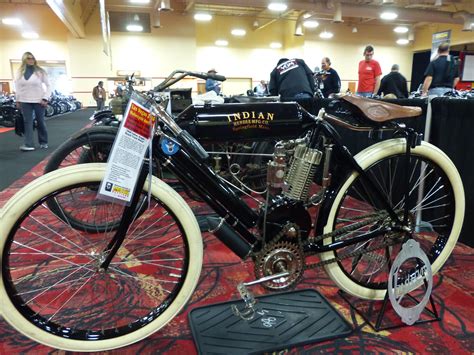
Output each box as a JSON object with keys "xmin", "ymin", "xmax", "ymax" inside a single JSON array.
[
  {"xmin": 98, "ymin": 93, "xmax": 155, "ymax": 204},
  {"xmin": 430, "ymin": 30, "xmax": 451, "ymax": 61},
  {"xmin": 388, "ymin": 239, "xmax": 433, "ymax": 325}
]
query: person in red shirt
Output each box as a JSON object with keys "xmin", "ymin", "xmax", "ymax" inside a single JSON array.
[{"xmin": 357, "ymin": 45, "xmax": 382, "ymax": 97}]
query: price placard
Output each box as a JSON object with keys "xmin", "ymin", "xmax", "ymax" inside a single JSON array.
[{"xmin": 98, "ymin": 94, "xmax": 155, "ymax": 204}]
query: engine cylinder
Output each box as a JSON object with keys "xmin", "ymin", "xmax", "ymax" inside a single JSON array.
[{"xmin": 283, "ymin": 144, "xmax": 322, "ymax": 201}]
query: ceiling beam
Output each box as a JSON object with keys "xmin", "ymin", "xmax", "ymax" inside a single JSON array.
[{"xmin": 46, "ymin": 0, "xmax": 86, "ymax": 38}]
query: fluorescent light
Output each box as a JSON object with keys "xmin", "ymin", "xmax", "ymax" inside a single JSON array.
[
  {"xmin": 380, "ymin": 11, "xmax": 398, "ymax": 20},
  {"xmin": 2, "ymin": 17, "xmax": 22, "ymax": 26},
  {"xmin": 231, "ymin": 28, "xmax": 246, "ymax": 36},
  {"xmin": 319, "ymin": 31, "xmax": 334, "ymax": 39},
  {"xmin": 396, "ymin": 38, "xmax": 409, "ymax": 45},
  {"xmin": 130, "ymin": 0, "xmax": 150, "ymax": 3},
  {"xmin": 270, "ymin": 42, "xmax": 282, "ymax": 49},
  {"xmin": 22, "ymin": 31, "xmax": 39, "ymax": 39},
  {"xmin": 126, "ymin": 24, "xmax": 143, "ymax": 31},
  {"xmin": 303, "ymin": 20, "xmax": 319, "ymax": 28},
  {"xmin": 194, "ymin": 13, "xmax": 212, "ymax": 21},
  {"xmin": 394, "ymin": 26, "xmax": 409, "ymax": 33},
  {"xmin": 268, "ymin": 3, "xmax": 288, "ymax": 12},
  {"xmin": 215, "ymin": 39, "xmax": 228, "ymax": 46}
]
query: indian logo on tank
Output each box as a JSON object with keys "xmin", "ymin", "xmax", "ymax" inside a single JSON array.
[{"xmin": 227, "ymin": 111, "xmax": 275, "ymax": 132}]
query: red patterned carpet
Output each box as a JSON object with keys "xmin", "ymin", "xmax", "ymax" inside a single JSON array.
[{"xmin": 0, "ymin": 159, "xmax": 473, "ymax": 354}]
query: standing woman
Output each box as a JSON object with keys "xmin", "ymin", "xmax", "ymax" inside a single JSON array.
[{"xmin": 14, "ymin": 52, "xmax": 51, "ymax": 151}]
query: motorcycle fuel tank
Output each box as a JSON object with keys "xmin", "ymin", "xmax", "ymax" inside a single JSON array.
[{"xmin": 175, "ymin": 102, "xmax": 314, "ymax": 143}]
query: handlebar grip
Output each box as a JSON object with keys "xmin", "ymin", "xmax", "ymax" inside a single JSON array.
[{"xmin": 208, "ymin": 74, "xmax": 226, "ymax": 82}]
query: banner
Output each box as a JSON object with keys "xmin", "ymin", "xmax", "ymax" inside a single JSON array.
[
  {"xmin": 98, "ymin": 93, "xmax": 155, "ymax": 204},
  {"xmin": 430, "ymin": 30, "xmax": 451, "ymax": 61}
]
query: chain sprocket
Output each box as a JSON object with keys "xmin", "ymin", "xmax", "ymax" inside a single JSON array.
[{"xmin": 254, "ymin": 241, "xmax": 304, "ymax": 290}]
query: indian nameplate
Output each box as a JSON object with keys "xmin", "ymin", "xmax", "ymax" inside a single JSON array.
[{"xmin": 388, "ymin": 239, "xmax": 433, "ymax": 325}]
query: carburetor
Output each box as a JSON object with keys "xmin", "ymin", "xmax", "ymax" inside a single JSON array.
[{"xmin": 266, "ymin": 143, "xmax": 287, "ymax": 190}]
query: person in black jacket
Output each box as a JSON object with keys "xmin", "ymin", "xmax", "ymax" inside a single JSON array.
[
  {"xmin": 268, "ymin": 58, "xmax": 315, "ymax": 101},
  {"xmin": 320, "ymin": 57, "xmax": 341, "ymax": 98},
  {"xmin": 377, "ymin": 64, "xmax": 408, "ymax": 98}
]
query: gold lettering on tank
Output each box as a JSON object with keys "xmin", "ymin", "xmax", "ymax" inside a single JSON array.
[{"xmin": 226, "ymin": 111, "xmax": 274, "ymax": 131}]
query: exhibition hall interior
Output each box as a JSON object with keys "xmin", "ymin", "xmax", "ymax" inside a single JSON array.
[{"xmin": 0, "ymin": 0, "xmax": 473, "ymax": 353}]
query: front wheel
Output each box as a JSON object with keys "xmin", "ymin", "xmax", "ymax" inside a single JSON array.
[
  {"xmin": 322, "ymin": 139, "xmax": 464, "ymax": 300},
  {"xmin": 0, "ymin": 164, "xmax": 203, "ymax": 351}
]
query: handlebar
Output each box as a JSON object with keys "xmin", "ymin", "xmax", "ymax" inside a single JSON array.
[{"xmin": 153, "ymin": 70, "xmax": 227, "ymax": 92}]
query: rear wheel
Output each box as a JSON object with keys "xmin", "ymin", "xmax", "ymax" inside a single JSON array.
[
  {"xmin": 0, "ymin": 164, "xmax": 203, "ymax": 351},
  {"xmin": 322, "ymin": 140, "xmax": 464, "ymax": 300}
]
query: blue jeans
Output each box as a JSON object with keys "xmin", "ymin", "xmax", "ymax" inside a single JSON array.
[
  {"xmin": 20, "ymin": 102, "xmax": 48, "ymax": 147},
  {"xmin": 356, "ymin": 92, "xmax": 373, "ymax": 98},
  {"xmin": 428, "ymin": 87, "xmax": 451, "ymax": 97},
  {"xmin": 96, "ymin": 98, "xmax": 105, "ymax": 110},
  {"xmin": 293, "ymin": 93, "xmax": 313, "ymax": 100}
]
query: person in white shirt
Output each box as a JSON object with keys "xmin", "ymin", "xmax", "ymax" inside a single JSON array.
[{"xmin": 14, "ymin": 52, "xmax": 51, "ymax": 151}]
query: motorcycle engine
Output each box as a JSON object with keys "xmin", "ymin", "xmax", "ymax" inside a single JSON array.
[
  {"xmin": 261, "ymin": 140, "xmax": 322, "ymax": 242},
  {"xmin": 267, "ymin": 139, "xmax": 322, "ymax": 203}
]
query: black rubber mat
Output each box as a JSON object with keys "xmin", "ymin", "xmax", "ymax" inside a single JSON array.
[{"xmin": 188, "ymin": 289, "xmax": 352, "ymax": 354}]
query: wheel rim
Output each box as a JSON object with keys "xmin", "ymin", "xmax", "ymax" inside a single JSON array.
[
  {"xmin": 332, "ymin": 153, "xmax": 456, "ymax": 290},
  {"xmin": 3, "ymin": 181, "xmax": 190, "ymax": 341}
]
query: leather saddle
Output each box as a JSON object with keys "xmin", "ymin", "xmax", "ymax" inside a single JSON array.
[{"xmin": 342, "ymin": 95, "xmax": 422, "ymax": 123}]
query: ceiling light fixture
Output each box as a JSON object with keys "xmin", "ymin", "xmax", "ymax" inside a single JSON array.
[
  {"xmin": 194, "ymin": 13, "xmax": 212, "ymax": 21},
  {"xmin": 2, "ymin": 17, "xmax": 22, "ymax": 26},
  {"xmin": 319, "ymin": 31, "xmax": 334, "ymax": 39},
  {"xmin": 352, "ymin": 26, "xmax": 358, "ymax": 33},
  {"xmin": 396, "ymin": 38, "xmax": 409, "ymax": 45},
  {"xmin": 231, "ymin": 28, "xmax": 246, "ymax": 36},
  {"xmin": 294, "ymin": 23, "xmax": 304, "ymax": 36},
  {"xmin": 126, "ymin": 24, "xmax": 143, "ymax": 31},
  {"xmin": 270, "ymin": 42, "xmax": 282, "ymax": 49},
  {"xmin": 303, "ymin": 13, "xmax": 312, "ymax": 19},
  {"xmin": 380, "ymin": 11, "xmax": 398, "ymax": 20},
  {"xmin": 268, "ymin": 3, "xmax": 288, "ymax": 12},
  {"xmin": 130, "ymin": 0, "xmax": 150, "ymax": 3},
  {"xmin": 215, "ymin": 39, "xmax": 228, "ymax": 46},
  {"xmin": 159, "ymin": 0, "xmax": 172, "ymax": 11},
  {"xmin": 394, "ymin": 26, "xmax": 409, "ymax": 33},
  {"xmin": 22, "ymin": 31, "xmax": 39, "ymax": 39},
  {"xmin": 303, "ymin": 20, "xmax": 319, "ymax": 28}
]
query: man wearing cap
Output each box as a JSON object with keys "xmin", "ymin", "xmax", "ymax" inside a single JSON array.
[
  {"xmin": 378, "ymin": 64, "xmax": 408, "ymax": 98},
  {"xmin": 205, "ymin": 68, "xmax": 221, "ymax": 94}
]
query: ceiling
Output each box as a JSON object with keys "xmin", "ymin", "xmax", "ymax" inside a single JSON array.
[{"xmin": 1, "ymin": 0, "xmax": 473, "ymax": 33}]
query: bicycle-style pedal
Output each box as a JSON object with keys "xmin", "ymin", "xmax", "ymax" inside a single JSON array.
[{"xmin": 231, "ymin": 272, "xmax": 289, "ymax": 321}]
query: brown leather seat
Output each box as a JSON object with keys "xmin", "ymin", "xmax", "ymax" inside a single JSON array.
[{"xmin": 342, "ymin": 95, "xmax": 422, "ymax": 123}]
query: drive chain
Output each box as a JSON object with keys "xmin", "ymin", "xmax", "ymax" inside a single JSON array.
[{"xmin": 252, "ymin": 210, "xmax": 404, "ymax": 272}]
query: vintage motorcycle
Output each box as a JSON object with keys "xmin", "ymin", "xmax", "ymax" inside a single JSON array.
[
  {"xmin": 44, "ymin": 71, "xmax": 274, "ymax": 193},
  {"xmin": 0, "ymin": 87, "xmax": 465, "ymax": 351}
]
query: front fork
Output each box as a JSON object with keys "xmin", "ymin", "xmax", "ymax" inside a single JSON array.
[{"xmin": 99, "ymin": 165, "xmax": 149, "ymax": 271}]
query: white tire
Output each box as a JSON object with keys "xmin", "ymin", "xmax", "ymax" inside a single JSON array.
[
  {"xmin": 322, "ymin": 139, "xmax": 464, "ymax": 300},
  {"xmin": 0, "ymin": 163, "xmax": 203, "ymax": 351}
]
